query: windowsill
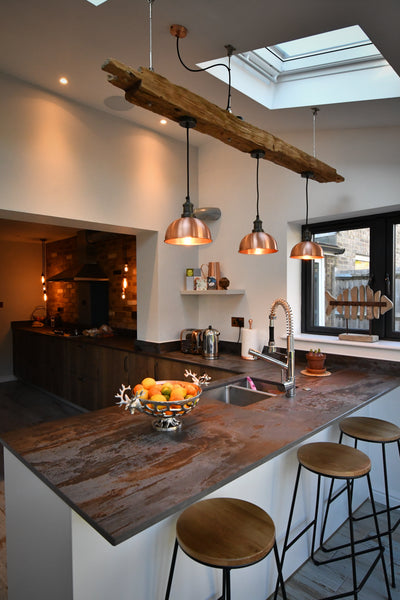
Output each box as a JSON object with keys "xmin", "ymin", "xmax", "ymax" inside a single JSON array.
[{"xmin": 294, "ymin": 333, "xmax": 400, "ymax": 362}]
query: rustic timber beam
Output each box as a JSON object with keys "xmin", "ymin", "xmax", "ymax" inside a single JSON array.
[{"xmin": 102, "ymin": 58, "xmax": 345, "ymax": 184}]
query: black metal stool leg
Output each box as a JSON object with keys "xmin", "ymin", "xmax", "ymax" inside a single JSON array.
[
  {"xmin": 165, "ymin": 539, "xmax": 178, "ymax": 600},
  {"xmin": 346, "ymin": 480, "xmax": 358, "ymax": 600},
  {"xmin": 273, "ymin": 463, "xmax": 303, "ymax": 600},
  {"xmin": 310, "ymin": 475, "xmax": 322, "ymax": 564},
  {"xmin": 222, "ymin": 567, "xmax": 231, "ymax": 600},
  {"xmin": 366, "ymin": 472, "xmax": 392, "ymax": 600},
  {"xmin": 273, "ymin": 542, "xmax": 288, "ymax": 600},
  {"xmin": 382, "ymin": 442, "xmax": 395, "ymax": 587}
]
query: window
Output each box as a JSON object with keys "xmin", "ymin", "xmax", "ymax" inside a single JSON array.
[
  {"xmin": 302, "ymin": 212, "xmax": 400, "ymax": 340},
  {"xmin": 198, "ymin": 25, "xmax": 400, "ymax": 110}
]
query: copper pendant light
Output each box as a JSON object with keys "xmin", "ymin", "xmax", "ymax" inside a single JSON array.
[
  {"xmin": 239, "ymin": 150, "xmax": 278, "ymax": 255},
  {"xmin": 290, "ymin": 172, "xmax": 324, "ymax": 260},
  {"xmin": 165, "ymin": 116, "xmax": 212, "ymax": 246}
]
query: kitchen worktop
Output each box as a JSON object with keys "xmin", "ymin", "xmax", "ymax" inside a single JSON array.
[{"xmin": 2, "ymin": 353, "xmax": 399, "ymax": 546}]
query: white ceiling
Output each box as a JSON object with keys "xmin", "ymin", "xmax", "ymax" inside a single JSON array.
[
  {"xmin": 1, "ymin": 0, "xmax": 400, "ymax": 142},
  {"xmin": 1, "ymin": 0, "xmax": 400, "ymax": 242}
]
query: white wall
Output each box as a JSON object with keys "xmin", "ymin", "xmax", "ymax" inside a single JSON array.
[
  {"xmin": 1, "ymin": 72, "xmax": 400, "ymax": 362},
  {"xmin": 196, "ymin": 127, "xmax": 400, "ymax": 356},
  {"xmin": 0, "ymin": 73, "xmax": 200, "ymax": 349},
  {"xmin": 0, "ymin": 240, "xmax": 43, "ymax": 381}
]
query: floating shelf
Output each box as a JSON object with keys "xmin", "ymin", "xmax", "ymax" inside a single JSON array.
[{"xmin": 181, "ymin": 290, "xmax": 245, "ymax": 296}]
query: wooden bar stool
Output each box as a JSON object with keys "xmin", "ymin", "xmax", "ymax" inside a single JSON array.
[
  {"xmin": 275, "ymin": 442, "xmax": 392, "ymax": 600},
  {"xmin": 334, "ymin": 416, "xmax": 400, "ymax": 587},
  {"xmin": 164, "ymin": 497, "xmax": 287, "ymax": 600}
]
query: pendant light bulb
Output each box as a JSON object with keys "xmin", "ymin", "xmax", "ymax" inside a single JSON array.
[
  {"xmin": 165, "ymin": 116, "xmax": 212, "ymax": 246},
  {"xmin": 290, "ymin": 172, "xmax": 324, "ymax": 260},
  {"xmin": 239, "ymin": 150, "xmax": 278, "ymax": 255}
]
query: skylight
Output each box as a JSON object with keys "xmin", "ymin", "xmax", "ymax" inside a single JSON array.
[{"xmin": 198, "ymin": 25, "xmax": 400, "ymax": 110}]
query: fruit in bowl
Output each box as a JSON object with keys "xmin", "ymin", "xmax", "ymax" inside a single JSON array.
[{"xmin": 115, "ymin": 370, "xmax": 211, "ymax": 431}]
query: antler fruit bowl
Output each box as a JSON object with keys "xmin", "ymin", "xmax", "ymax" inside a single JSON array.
[{"xmin": 115, "ymin": 370, "xmax": 210, "ymax": 431}]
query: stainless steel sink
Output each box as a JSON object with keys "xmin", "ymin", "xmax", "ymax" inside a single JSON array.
[{"xmin": 201, "ymin": 377, "xmax": 284, "ymax": 406}]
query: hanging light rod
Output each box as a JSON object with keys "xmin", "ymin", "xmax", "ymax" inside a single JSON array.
[{"xmin": 102, "ymin": 58, "xmax": 344, "ymax": 184}]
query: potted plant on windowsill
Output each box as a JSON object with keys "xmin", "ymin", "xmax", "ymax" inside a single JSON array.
[{"xmin": 306, "ymin": 348, "xmax": 326, "ymax": 373}]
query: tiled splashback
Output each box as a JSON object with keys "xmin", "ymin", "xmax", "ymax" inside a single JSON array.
[{"xmin": 46, "ymin": 233, "xmax": 137, "ymax": 331}]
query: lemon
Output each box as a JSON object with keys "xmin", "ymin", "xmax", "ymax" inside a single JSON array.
[{"xmin": 141, "ymin": 377, "xmax": 157, "ymax": 390}]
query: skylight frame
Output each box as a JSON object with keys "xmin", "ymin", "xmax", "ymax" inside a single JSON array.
[{"xmin": 197, "ymin": 24, "xmax": 400, "ymax": 109}]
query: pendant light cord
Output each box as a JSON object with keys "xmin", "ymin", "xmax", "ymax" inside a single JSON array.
[
  {"xmin": 176, "ymin": 36, "xmax": 232, "ymax": 112},
  {"xmin": 148, "ymin": 0, "xmax": 154, "ymax": 71},
  {"xmin": 255, "ymin": 154, "xmax": 260, "ymax": 220},
  {"xmin": 186, "ymin": 124, "xmax": 190, "ymax": 199},
  {"xmin": 305, "ymin": 174, "xmax": 309, "ymax": 226}
]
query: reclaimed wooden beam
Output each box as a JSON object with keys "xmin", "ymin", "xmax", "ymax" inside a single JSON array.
[{"xmin": 102, "ymin": 58, "xmax": 345, "ymax": 184}]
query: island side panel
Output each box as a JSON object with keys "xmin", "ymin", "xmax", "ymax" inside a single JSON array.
[{"xmin": 4, "ymin": 449, "xmax": 73, "ymax": 600}]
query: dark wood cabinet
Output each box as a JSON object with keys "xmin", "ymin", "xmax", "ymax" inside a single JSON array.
[
  {"xmin": 154, "ymin": 357, "xmax": 234, "ymax": 383},
  {"xmin": 13, "ymin": 329, "xmax": 66, "ymax": 397},
  {"xmin": 12, "ymin": 328, "xmax": 234, "ymax": 412},
  {"xmin": 64, "ymin": 341, "xmax": 101, "ymax": 411}
]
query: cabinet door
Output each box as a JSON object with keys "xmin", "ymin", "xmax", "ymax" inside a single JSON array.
[
  {"xmin": 13, "ymin": 330, "xmax": 66, "ymax": 397},
  {"xmin": 98, "ymin": 348, "xmax": 131, "ymax": 409},
  {"xmin": 127, "ymin": 353, "xmax": 156, "ymax": 387},
  {"xmin": 155, "ymin": 357, "xmax": 234, "ymax": 382},
  {"xmin": 65, "ymin": 341, "xmax": 100, "ymax": 411}
]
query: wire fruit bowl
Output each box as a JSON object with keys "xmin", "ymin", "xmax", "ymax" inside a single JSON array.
[{"xmin": 115, "ymin": 370, "xmax": 210, "ymax": 431}]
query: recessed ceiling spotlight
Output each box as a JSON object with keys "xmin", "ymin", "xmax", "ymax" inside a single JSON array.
[
  {"xmin": 59, "ymin": 76, "xmax": 69, "ymax": 85},
  {"xmin": 85, "ymin": 0, "xmax": 109, "ymax": 5},
  {"xmin": 160, "ymin": 119, "xmax": 168, "ymax": 125}
]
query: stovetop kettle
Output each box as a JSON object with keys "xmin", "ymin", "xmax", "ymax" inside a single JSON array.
[{"xmin": 202, "ymin": 324, "xmax": 220, "ymax": 359}]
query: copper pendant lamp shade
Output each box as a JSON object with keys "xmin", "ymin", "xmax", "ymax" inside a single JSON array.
[
  {"xmin": 290, "ymin": 172, "xmax": 324, "ymax": 260},
  {"xmin": 290, "ymin": 236, "xmax": 324, "ymax": 260},
  {"xmin": 164, "ymin": 116, "xmax": 212, "ymax": 246},
  {"xmin": 239, "ymin": 150, "xmax": 278, "ymax": 255},
  {"xmin": 239, "ymin": 222, "xmax": 278, "ymax": 254},
  {"xmin": 164, "ymin": 211, "xmax": 212, "ymax": 245}
]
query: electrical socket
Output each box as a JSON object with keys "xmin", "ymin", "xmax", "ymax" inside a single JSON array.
[{"xmin": 231, "ymin": 316, "xmax": 244, "ymax": 328}]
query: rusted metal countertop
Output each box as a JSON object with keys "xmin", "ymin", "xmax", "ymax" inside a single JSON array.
[{"xmin": 2, "ymin": 353, "xmax": 399, "ymax": 545}]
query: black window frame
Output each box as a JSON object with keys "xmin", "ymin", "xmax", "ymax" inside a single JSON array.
[{"xmin": 301, "ymin": 210, "xmax": 400, "ymax": 341}]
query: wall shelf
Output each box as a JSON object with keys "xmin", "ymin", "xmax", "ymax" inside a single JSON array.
[{"xmin": 181, "ymin": 290, "xmax": 245, "ymax": 296}]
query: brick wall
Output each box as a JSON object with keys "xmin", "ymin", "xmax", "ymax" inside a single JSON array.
[{"xmin": 45, "ymin": 233, "xmax": 137, "ymax": 331}]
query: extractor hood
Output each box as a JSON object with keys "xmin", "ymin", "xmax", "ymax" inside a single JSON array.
[{"xmin": 47, "ymin": 231, "xmax": 109, "ymax": 282}]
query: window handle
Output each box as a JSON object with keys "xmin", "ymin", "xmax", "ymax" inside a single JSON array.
[
  {"xmin": 368, "ymin": 274, "xmax": 375, "ymax": 289},
  {"xmin": 385, "ymin": 273, "xmax": 391, "ymax": 297}
]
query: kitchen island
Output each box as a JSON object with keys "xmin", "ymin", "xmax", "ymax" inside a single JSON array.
[{"xmin": 2, "ymin": 352, "xmax": 400, "ymax": 599}]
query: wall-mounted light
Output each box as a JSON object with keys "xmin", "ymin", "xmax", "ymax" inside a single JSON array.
[
  {"xmin": 40, "ymin": 238, "xmax": 47, "ymax": 302},
  {"xmin": 289, "ymin": 172, "xmax": 324, "ymax": 260},
  {"xmin": 121, "ymin": 252, "xmax": 129, "ymax": 299},
  {"xmin": 238, "ymin": 150, "xmax": 278, "ymax": 255},
  {"xmin": 164, "ymin": 116, "xmax": 212, "ymax": 246}
]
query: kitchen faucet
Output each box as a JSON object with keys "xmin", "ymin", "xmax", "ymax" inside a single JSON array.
[{"xmin": 249, "ymin": 298, "xmax": 295, "ymax": 397}]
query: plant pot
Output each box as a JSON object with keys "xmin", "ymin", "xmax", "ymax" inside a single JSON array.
[{"xmin": 306, "ymin": 352, "xmax": 326, "ymax": 372}]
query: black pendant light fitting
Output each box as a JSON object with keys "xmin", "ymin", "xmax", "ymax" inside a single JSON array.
[
  {"xmin": 238, "ymin": 150, "xmax": 278, "ymax": 255},
  {"xmin": 290, "ymin": 171, "xmax": 324, "ymax": 260},
  {"xmin": 164, "ymin": 116, "xmax": 212, "ymax": 245}
]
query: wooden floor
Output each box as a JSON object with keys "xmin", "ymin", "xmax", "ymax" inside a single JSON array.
[{"xmin": 0, "ymin": 380, "xmax": 399, "ymax": 600}]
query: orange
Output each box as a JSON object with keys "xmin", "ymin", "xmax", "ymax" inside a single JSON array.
[
  {"xmin": 148, "ymin": 384, "xmax": 162, "ymax": 397},
  {"xmin": 170, "ymin": 387, "xmax": 185, "ymax": 401},
  {"xmin": 185, "ymin": 383, "xmax": 198, "ymax": 396},
  {"xmin": 141, "ymin": 377, "xmax": 157, "ymax": 390},
  {"xmin": 133, "ymin": 383, "xmax": 144, "ymax": 394}
]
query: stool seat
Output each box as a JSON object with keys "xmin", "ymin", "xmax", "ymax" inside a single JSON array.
[
  {"xmin": 340, "ymin": 416, "xmax": 400, "ymax": 443},
  {"xmin": 298, "ymin": 441, "xmax": 371, "ymax": 479},
  {"xmin": 176, "ymin": 497, "xmax": 275, "ymax": 568}
]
